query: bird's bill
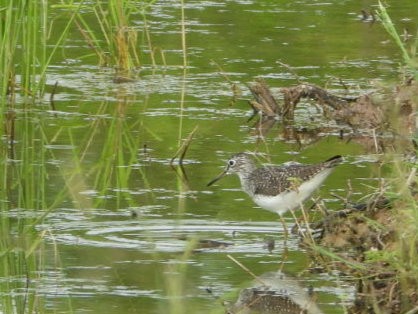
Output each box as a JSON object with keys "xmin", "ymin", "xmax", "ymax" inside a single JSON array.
[{"xmin": 207, "ymin": 170, "xmax": 228, "ymax": 186}]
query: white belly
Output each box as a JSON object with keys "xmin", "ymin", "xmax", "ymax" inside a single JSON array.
[{"xmin": 251, "ymin": 168, "xmax": 333, "ymax": 215}]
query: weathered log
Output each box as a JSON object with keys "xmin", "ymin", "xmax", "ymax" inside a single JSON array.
[
  {"xmin": 248, "ymin": 80, "xmax": 417, "ymax": 134},
  {"xmin": 248, "ymin": 79, "xmax": 280, "ymax": 118}
]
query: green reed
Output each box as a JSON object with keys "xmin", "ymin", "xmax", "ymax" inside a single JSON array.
[
  {"xmin": 377, "ymin": 0, "xmax": 418, "ymax": 286},
  {"xmin": 377, "ymin": 1, "xmax": 418, "ymax": 78},
  {"xmin": 307, "ymin": 4, "xmax": 418, "ymax": 311},
  {"xmin": 390, "ymin": 160, "xmax": 418, "ymax": 306},
  {"xmin": 1, "ymin": 1, "xmax": 46, "ymax": 100},
  {"xmin": 0, "ymin": 1, "xmax": 43, "ymax": 311},
  {"xmin": 70, "ymin": 0, "xmax": 157, "ymax": 74},
  {"xmin": 0, "ymin": 112, "xmax": 53, "ymax": 314},
  {"xmin": 0, "ymin": 1, "xmax": 77, "ymax": 312},
  {"xmin": 301, "ymin": 6, "xmax": 418, "ymax": 312},
  {"xmin": 0, "ymin": 1, "xmax": 77, "ymax": 103}
]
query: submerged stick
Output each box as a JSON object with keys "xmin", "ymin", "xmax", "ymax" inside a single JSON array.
[
  {"xmin": 170, "ymin": 125, "xmax": 198, "ymax": 187},
  {"xmin": 6, "ymin": 110, "xmax": 16, "ymax": 160},
  {"xmin": 170, "ymin": 125, "xmax": 198, "ymax": 166},
  {"xmin": 49, "ymin": 81, "xmax": 58, "ymax": 111}
]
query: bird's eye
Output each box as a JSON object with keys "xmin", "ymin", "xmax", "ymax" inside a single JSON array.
[{"xmin": 228, "ymin": 160, "xmax": 236, "ymax": 167}]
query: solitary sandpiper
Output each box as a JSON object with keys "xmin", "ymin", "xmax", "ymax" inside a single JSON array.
[{"xmin": 207, "ymin": 153, "xmax": 342, "ymax": 234}]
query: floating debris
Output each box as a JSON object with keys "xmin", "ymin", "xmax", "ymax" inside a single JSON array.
[
  {"xmin": 263, "ymin": 237, "xmax": 275, "ymax": 253},
  {"xmin": 112, "ymin": 76, "xmax": 136, "ymax": 83},
  {"xmin": 177, "ymin": 236, "xmax": 233, "ymax": 250}
]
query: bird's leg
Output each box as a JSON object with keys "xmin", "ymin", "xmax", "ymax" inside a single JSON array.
[
  {"xmin": 300, "ymin": 203, "xmax": 316, "ymax": 243},
  {"xmin": 279, "ymin": 214, "xmax": 289, "ymax": 245},
  {"xmin": 278, "ymin": 214, "xmax": 289, "ymax": 270},
  {"xmin": 290, "ymin": 208, "xmax": 304, "ymax": 236}
]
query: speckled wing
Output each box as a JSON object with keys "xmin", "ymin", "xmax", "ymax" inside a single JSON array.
[{"xmin": 250, "ymin": 156, "xmax": 341, "ymax": 197}]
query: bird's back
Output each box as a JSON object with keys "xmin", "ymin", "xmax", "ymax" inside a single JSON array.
[{"xmin": 245, "ymin": 155, "xmax": 342, "ymax": 197}]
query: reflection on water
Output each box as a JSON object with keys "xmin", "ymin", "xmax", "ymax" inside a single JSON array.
[
  {"xmin": 227, "ymin": 271, "xmax": 325, "ymax": 314},
  {"xmin": 37, "ymin": 215, "xmax": 343, "ymax": 313},
  {"xmin": 36, "ymin": 207, "xmax": 354, "ymax": 313}
]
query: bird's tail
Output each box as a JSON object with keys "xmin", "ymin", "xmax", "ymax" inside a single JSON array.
[{"xmin": 324, "ymin": 155, "xmax": 343, "ymax": 168}]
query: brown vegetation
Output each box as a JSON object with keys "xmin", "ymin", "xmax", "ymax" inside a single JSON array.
[{"xmin": 247, "ymin": 79, "xmax": 418, "ymax": 313}]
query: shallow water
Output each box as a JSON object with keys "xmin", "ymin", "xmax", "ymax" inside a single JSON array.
[{"xmin": 4, "ymin": 0, "xmax": 418, "ymax": 313}]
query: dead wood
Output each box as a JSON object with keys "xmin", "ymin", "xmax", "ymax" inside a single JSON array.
[
  {"xmin": 247, "ymin": 80, "xmax": 418, "ymax": 134},
  {"xmin": 248, "ymin": 80, "xmax": 357, "ymax": 121},
  {"xmin": 248, "ymin": 80, "xmax": 280, "ymax": 118},
  {"xmin": 280, "ymin": 83, "xmax": 354, "ymax": 119},
  {"xmin": 331, "ymin": 94, "xmax": 386, "ymax": 129}
]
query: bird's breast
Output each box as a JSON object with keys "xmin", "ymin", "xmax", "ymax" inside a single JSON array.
[{"xmin": 250, "ymin": 168, "xmax": 333, "ymax": 215}]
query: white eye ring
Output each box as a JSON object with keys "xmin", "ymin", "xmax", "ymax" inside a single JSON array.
[{"xmin": 228, "ymin": 159, "xmax": 236, "ymax": 166}]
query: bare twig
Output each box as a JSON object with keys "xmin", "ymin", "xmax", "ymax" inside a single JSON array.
[
  {"xmin": 49, "ymin": 81, "xmax": 58, "ymax": 111},
  {"xmin": 227, "ymin": 254, "xmax": 266, "ymax": 285},
  {"xmin": 170, "ymin": 125, "xmax": 198, "ymax": 166}
]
